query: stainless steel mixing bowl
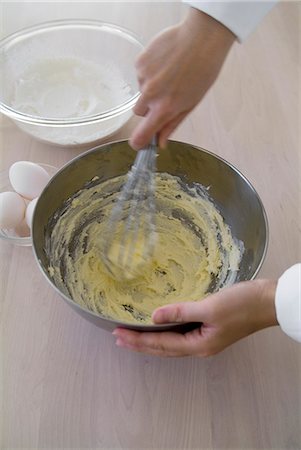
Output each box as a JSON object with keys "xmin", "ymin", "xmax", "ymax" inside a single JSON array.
[{"xmin": 32, "ymin": 140, "xmax": 268, "ymax": 332}]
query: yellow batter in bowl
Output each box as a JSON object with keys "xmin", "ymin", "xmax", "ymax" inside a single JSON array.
[{"xmin": 47, "ymin": 173, "xmax": 243, "ymax": 324}]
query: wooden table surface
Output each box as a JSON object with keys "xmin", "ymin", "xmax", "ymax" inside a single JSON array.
[{"xmin": 1, "ymin": 2, "xmax": 300, "ymax": 449}]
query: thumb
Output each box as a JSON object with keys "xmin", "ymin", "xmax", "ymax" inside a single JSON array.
[{"xmin": 152, "ymin": 300, "xmax": 206, "ymax": 324}]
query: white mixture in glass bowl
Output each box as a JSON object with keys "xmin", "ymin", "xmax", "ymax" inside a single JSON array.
[{"xmin": 10, "ymin": 57, "xmax": 133, "ymax": 145}]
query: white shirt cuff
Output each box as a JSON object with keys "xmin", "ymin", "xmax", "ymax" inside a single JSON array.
[
  {"xmin": 275, "ymin": 264, "xmax": 301, "ymax": 343},
  {"xmin": 183, "ymin": 1, "xmax": 277, "ymax": 41}
]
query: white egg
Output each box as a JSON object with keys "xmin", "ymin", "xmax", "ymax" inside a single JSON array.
[
  {"xmin": 25, "ymin": 197, "xmax": 39, "ymax": 229},
  {"xmin": 9, "ymin": 161, "xmax": 50, "ymax": 200},
  {"xmin": 0, "ymin": 191, "xmax": 26, "ymax": 229}
]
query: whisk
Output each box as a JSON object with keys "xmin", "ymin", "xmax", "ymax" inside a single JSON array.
[{"xmin": 102, "ymin": 136, "xmax": 157, "ymax": 279}]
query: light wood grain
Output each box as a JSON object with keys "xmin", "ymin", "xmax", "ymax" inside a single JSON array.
[{"xmin": 1, "ymin": 2, "xmax": 301, "ymax": 449}]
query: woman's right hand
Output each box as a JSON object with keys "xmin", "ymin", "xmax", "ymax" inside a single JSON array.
[{"xmin": 130, "ymin": 8, "xmax": 235, "ymax": 150}]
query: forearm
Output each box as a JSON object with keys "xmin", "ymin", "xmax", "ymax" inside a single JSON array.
[
  {"xmin": 254, "ymin": 279, "xmax": 278, "ymax": 331},
  {"xmin": 180, "ymin": 7, "xmax": 235, "ymax": 74},
  {"xmin": 253, "ymin": 264, "xmax": 301, "ymax": 343},
  {"xmin": 182, "ymin": 7, "xmax": 235, "ymax": 48}
]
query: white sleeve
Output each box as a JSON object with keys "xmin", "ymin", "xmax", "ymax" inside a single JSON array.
[
  {"xmin": 183, "ymin": 1, "xmax": 277, "ymax": 42},
  {"xmin": 275, "ymin": 264, "xmax": 301, "ymax": 343}
]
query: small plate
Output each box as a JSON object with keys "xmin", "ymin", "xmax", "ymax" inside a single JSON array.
[{"xmin": 0, "ymin": 163, "xmax": 58, "ymax": 246}]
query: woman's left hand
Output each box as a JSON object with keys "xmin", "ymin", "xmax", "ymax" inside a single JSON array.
[{"xmin": 113, "ymin": 279, "xmax": 278, "ymax": 357}]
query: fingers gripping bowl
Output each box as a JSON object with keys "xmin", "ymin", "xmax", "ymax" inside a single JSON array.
[{"xmin": 32, "ymin": 141, "xmax": 268, "ymax": 332}]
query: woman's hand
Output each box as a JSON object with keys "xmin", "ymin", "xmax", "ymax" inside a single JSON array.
[
  {"xmin": 130, "ymin": 8, "xmax": 235, "ymax": 150},
  {"xmin": 113, "ymin": 280, "xmax": 278, "ymax": 357}
]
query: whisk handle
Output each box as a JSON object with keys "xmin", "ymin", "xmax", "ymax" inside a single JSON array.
[{"xmin": 134, "ymin": 136, "xmax": 157, "ymax": 172}]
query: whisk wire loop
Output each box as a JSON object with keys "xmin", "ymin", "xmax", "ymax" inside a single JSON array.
[{"xmin": 103, "ymin": 137, "xmax": 157, "ymax": 278}]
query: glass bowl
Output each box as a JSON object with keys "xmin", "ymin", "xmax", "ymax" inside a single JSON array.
[
  {"xmin": 0, "ymin": 163, "xmax": 58, "ymax": 246},
  {"xmin": 0, "ymin": 20, "xmax": 143, "ymax": 146}
]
